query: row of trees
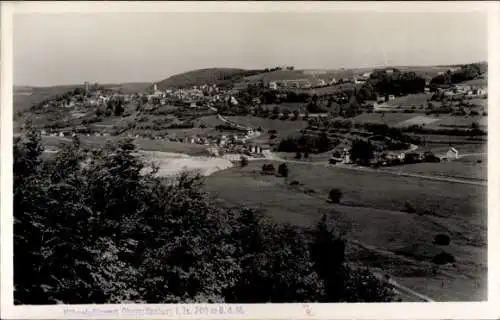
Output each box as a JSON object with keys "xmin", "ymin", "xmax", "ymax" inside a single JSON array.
[
  {"xmin": 277, "ymin": 133, "xmax": 339, "ymax": 154},
  {"xmin": 365, "ymin": 69, "xmax": 427, "ymax": 98},
  {"xmin": 235, "ymin": 84, "xmax": 311, "ymax": 106},
  {"xmin": 429, "ymin": 63, "xmax": 487, "ymax": 90},
  {"xmin": 14, "ymin": 130, "xmax": 394, "ymax": 304}
]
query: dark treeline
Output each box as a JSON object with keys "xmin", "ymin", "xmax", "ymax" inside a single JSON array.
[
  {"xmin": 14, "ymin": 129, "xmax": 394, "ymax": 304},
  {"xmin": 429, "ymin": 63, "xmax": 487, "ymax": 91},
  {"xmin": 365, "ymin": 69, "xmax": 426, "ymax": 98},
  {"xmin": 277, "ymin": 133, "xmax": 340, "ymax": 153}
]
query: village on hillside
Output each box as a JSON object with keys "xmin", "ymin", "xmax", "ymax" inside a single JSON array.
[
  {"xmin": 10, "ymin": 7, "xmax": 491, "ymax": 309},
  {"xmin": 20, "ymin": 62, "xmax": 487, "ymax": 169}
]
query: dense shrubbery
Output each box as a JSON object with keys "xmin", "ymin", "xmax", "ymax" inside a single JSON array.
[
  {"xmin": 430, "ymin": 63, "xmax": 487, "ymax": 91},
  {"xmin": 366, "ymin": 69, "xmax": 426, "ymax": 97},
  {"xmin": 277, "ymin": 133, "xmax": 339, "ymax": 153},
  {"xmin": 432, "ymin": 252, "xmax": 455, "ymax": 265},
  {"xmin": 434, "ymin": 234, "xmax": 451, "ymax": 246},
  {"xmin": 278, "ymin": 163, "xmax": 289, "ymax": 177},
  {"xmin": 14, "ymin": 129, "xmax": 394, "ymax": 304},
  {"xmin": 328, "ymin": 189, "xmax": 343, "ymax": 204},
  {"xmin": 349, "ymin": 139, "xmax": 375, "ymax": 165}
]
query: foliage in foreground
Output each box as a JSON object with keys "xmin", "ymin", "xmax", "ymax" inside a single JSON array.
[{"xmin": 14, "ymin": 130, "xmax": 394, "ymax": 304}]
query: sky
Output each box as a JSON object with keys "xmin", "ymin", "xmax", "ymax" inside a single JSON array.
[{"xmin": 13, "ymin": 11, "xmax": 488, "ymax": 86}]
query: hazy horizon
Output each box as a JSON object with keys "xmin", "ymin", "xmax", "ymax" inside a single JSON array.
[{"xmin": 14, "ymin": 12, "xmax": 488, "ymax": 87}]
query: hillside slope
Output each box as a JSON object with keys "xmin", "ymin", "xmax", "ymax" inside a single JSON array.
[{"xmin": 155, "ymin": 68, "xmax": 265, "ymax": 89}]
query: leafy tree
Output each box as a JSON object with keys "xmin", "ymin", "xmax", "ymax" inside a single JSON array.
[
  {"xmin": 278, "ymin": 163, "xmax": 289, "ymax": 178},
  {"xmin": 309, "ymin": 214, "xmax": 393, "ymax": 302},
  {"xmin": 240, "ymin": 156, "xmax": 249, "ymax": 167},
  {"xmin": 349, "ymin": 139, "xmax": 375, "ymax": 165},
  {"xmin": 261, "ymin": 163, "xmax": 275, "ymax": 175},
  {"xmin": 328, "ymin": 188, "xmax": 343, "ymax": 204},
  {"xmin": 14, "ymin": 129, "xmax": 394, "ymax": 304},
  {"xmin": 434, "ymin": 234, "xmax": 451, "ymax": 246}
]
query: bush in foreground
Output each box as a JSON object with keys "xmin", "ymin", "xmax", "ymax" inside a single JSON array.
[
  {"xmin": 14, "ymin": 129, "xmax": 394, "ymax": 304},
  {"xmin": 261, "ymin": 163, "xmax": 275, "ymax": 175},
  {"xmin": 432, "ymin": 252, "xmax": 456, "ymax": 265},
  {"xmin": 240, "ymin": 156, "xmax": 249, "ymax": 167},
  {"xmin": 278, "ymin": 163, "xmax": 289, "ymax": 178},
  {"xmin": 328, "ymin": 188, "xmax": 343, "ymax": 204},
  {"xmin": 433, "ymin": 234, "xmax": 451, "ymax": 246},
  {"xmin": 403, "ymin": 201, "xmax": 417, "ymax": 213}
]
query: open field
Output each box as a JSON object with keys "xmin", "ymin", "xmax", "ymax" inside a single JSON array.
[
  {"xmin": 139, "ymin": 151, "xmax": 234, "ymax": 177},
  {"xmin": 353, "ymin": 112, "xmax": 421, "ymax": 126},
  {"xmin": 194, "ymin": 115, "xmax": 227, "ymax": 127},
  {"xmin": 291, "ymin": 83, "xmax": 357, "ymax": 96},
  {"xmin": 386, "ymin": 93, "xmax": 432, "ymax": 107},
  {"xmin": 394, "ymin": 115, "xmax": 441, "ymax": 127},
  {"xmin": 243, "ymin": 69, "xmax": 313, "ymax": 83},
  {"xmin": 382, "ymin": 156, "xmax": 486, "ymax": 182},
  {"xmin": 352, "ymin": 112, "xmax": 487, "ymax": 129},
  {"xmin": 224, "ymin": 115, "xmax": 308, "ymax": 136},
  {"xmin": 260, "ymin": 102, "xmax": 305, "ymax": 112},
  {"xmin": 206, "ymin": 160, "xmax": 486, "ymax": 240},
  {"xmin": 41, "ymin": 135, "xmax": 209, "ymax": 156},
  {"xmin": 14, "ymin": 85, "xmax": 81, "ymax": 113},
  {"xmin": 205, "ymin": 160, "xmax": 486, "ymax": 301},
  {"xmin": 461, "ymin": 76, "xmax": 487, "ymax": 87},
  {"xmin": 428, "ymin": 115, "xmax": 487, "ymax": 129}
]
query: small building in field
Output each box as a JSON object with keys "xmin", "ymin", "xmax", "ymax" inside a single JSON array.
[
  {"xmin": 446, "ymin": 147, "xmax": 459, "ymax": 159},
  {"xmin": 268, "ymin": 81, "xmax": 278, "ymax": 90}
]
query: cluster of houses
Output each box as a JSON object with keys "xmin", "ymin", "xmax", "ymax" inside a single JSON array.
[
  {"xmin": 267, "ymin": 71, "xmax": 373, "ymax": 90},
  {"xmin": 147, "ymin": 83, "xmax": 229, "ymax": 107},
  {"xmin": 438, "ymin": 84, "xmax": 487, "ymax": 98},
  {"xmin": 329, "ymin": 145, "xmax": 459, "ymax": 166}
]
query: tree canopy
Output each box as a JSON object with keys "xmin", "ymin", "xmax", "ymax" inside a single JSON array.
[{"xmin": 14, "ymin": 129, "xmax": 394, "ymax": 304}]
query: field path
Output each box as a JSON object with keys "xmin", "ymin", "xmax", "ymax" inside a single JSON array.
[
  {"xmin": 371, "ymin": 272, "xmax": 435, "ymax": 302},
  {"xmin": 458, "ymin": 152, "xmax": 487, "ymax": 159},
  {"xmin": 260, "ymin": 152, "xmax": 486, "ymax": 186}
]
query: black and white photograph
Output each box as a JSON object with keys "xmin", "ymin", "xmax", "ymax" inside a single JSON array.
[{"xmin": 1, "ymin": 1, "xmax": 499, "ymax": 319}]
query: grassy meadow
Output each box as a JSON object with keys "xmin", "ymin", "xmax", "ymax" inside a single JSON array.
[{"xmin": 205, "ymin": 160, "xmax": 487, "ymax": 301}]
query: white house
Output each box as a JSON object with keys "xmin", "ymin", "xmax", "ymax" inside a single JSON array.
[
  {"xmin": 268, "ymin": 81, "xmax": 278, "ymax": 90},
  {"xmin": 315, "ymin": 79, "xmax": 326, "ymax": 87},
  {"xmin": 446, "ymin": 147, "xmax": 459, "ymax": 159},
  {"xmin": 59, "ymin": 132, "xmax": 65, "ymax": 137},
  {"xmin": 230, "ymin": 96, "xmax": 239, "ymax": 105},
  {"xmin": 388, "ymin": 95, "xmax": 396, "ymax": 101},
  {"xmin": 477, "ymin": 88, "xmax": 487, "ymax": 95}
]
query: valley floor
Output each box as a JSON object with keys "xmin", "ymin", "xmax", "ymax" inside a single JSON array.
[{"xmin": 204, "ymin": 159, "xmax": 487, "ymax": 302}]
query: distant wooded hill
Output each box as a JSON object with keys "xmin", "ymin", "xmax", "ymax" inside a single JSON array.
[{"xmin": 155, "ymin": 68, "xmax": 266, "ymax": 89}]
